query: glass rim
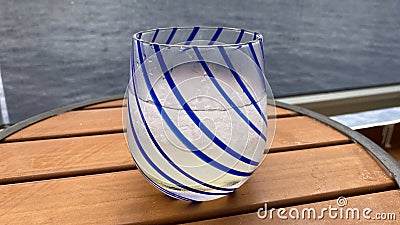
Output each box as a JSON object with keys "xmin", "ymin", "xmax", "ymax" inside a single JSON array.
[{"xmin": 132, "ymin": 26, "xmax": 263, "ymax": 48}]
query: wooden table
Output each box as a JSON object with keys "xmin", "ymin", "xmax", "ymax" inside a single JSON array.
[{"xmin": 1, "ymin": 95, "xmax": 399, "ymax": 224}]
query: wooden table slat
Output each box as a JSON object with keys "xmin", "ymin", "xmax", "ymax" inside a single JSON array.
[
  {"xmin": 82, "ymin": 99, "xmax": 299, "ymax": 118},
  {"xmin": 0, "ymin": 133, "xmax": 134, "ymax": 184},
  {"xmin": 275, "ymin": 107, "xmax": 298, "ymax": 117},
  {"xmin": 270, "ymin": 116, "xmax": 350, "ymax": 152},
  {"xmin": 83, "ymin": 99, "xmax": 125, "ymax": 109},
  {"xmin": 4, "ymin": 108, "xmax": 124, "ymax": 142},
  {"xmin": 187, "ymin": 190, "xmax": 400, "ymax": 224},
  {"xmin": 0, "ymin": 144, "xmax": 394, "ymax": 224}
]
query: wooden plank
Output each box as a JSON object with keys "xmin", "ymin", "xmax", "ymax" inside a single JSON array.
[
  {"xmin": 0, "ymin": 116, "xmax": 348, "ymax": 184},
  {"xmin": 4, "ymin": 108, "xmax": 123, "ymax": 142},
  {"xmin": 187, "ymin": 190, "xmax": 400, "ymax": 224},
  {"xmin": 270, "ymin": 116, "xmax": 349, "ymax": 152},
  {"xmin": 82, "ymin": 99, "xmax": 298, "ymax": 117},
  {"xmin": 358, "ymin": 123, "xmax": 400, "ymax": 151},
  {"xmin": 0, "ymin": 133, "xmax": 134, "ymax": 184},
  {"xmin": 0, "ymin": 144, "xmax": 395, "ymax": 224},
  {"xmin": 387, "ymin": 148, "xmax": 400, "ymax": 162},
  {"xmin": 82, "ymin": 99, "xmax": 125, "ymax": 109},
  {"xmin": 273, "ymin": 107, "xmax": 298, "ymax": 118}
]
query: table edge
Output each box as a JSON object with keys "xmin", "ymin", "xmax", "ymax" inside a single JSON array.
[{"xmin": 275, "ymin": 101, "xmax": 400, "ymax": 187}]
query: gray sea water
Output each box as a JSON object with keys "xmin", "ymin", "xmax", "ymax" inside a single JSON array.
[{"xmin": 0, "ymin": 0, "xmax": 400, "ymax": 123}]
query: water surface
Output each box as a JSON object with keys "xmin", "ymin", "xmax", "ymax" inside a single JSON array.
[{"xmin": 0, "ymin": 0, "xmax": 399, "ymax": 123}]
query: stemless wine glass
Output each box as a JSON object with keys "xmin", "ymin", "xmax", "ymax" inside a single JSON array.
[{"xmin": 124, "ymin": 26, "xmax": 276, "ymax": 201}]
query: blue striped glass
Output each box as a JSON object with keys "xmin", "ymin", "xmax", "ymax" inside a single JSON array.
[{"xmin": 124, "ymin": 27, "xmax": 276, "ymax": 201}]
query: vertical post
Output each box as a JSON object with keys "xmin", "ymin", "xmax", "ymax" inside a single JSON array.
[
  {"xmin": 0, "ymin": 66, "xmax": 10, "ymax": 124},
  {"xmin": 382, "ymin": 124, "xmax": 394, "ymax": 148}
]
